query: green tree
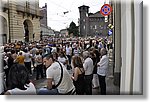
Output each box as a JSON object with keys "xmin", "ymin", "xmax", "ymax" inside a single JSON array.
[{"xmin": 67, "ymin": 21, "xmax": 79, "ymax": 37}]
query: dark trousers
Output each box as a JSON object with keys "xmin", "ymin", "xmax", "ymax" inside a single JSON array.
[
  {"xmin": 36, "ymin": 64, "xmax": 44, "ymax": 80},
  {"xmin": 66, "ymin": 55, "xmax": 71, "ymax": 64},
  {"xmin": 32, "ymin": 58, "xmax": 35, "ymax": 69},
  {"xmin": 24, "ymin": 62, "xmax": 32, "ymax": 74},
  {"xmin": 98, "ymin": 75, "xmax": 106, "ymax": 95},
  {"xmin": 4, "ymin": 68, "xmax": 10, "ymax": 88},
  {"xmin": 84, "ymin": 74, "xmax": 93, "ymax": 95}
]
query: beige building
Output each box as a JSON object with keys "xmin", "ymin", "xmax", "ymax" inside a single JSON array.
[
  {"xmin": 40, "ymin": 3, "xmax": 55, "ymax": 39},
  {"xmin": 0, "ymin": 0, "xmax": 42, "ymax": 43},
  {"xmin": 41, "ymin": 24, "xmax": 55, "ymax": 37}
]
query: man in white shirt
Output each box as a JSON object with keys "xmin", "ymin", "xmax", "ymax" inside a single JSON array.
[
  {"xmin": 66, "ymin": 44, "xmax": 72, "ymax": 64},
  {"xmin": 97, "ymin": 48, "xmax": 109, "ymax": 95},
  {"xmin": 24, "ymin": 49, "xmax": 32, "ymax": 74},
  {"xmin": 38, "ymin": 54, "xmax": 75, "ymax": 95},
  {"xmin": 83, "ymin": 51, "xmax": 94, "ymax": 95}
]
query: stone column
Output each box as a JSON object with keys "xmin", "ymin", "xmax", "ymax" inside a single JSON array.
[
  {"xmin": 120, "ymin": 1, "xmax": 135, "ymax": 95},
  {"xmin": 113, "ymin": 1, "xmax": 121, "ymax": 87},
  {"xmin": 8, "ymin": 0, "xmax": 18, "ymax": 42}
]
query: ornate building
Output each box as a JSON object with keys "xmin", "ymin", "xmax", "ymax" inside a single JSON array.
[
  {"xmin": 40, "ymin": 3, "xmax": 47, "ymax": 26},
  {"xmin": 78, "ymin": 5, "xmax": 109, "ymax": 37},
  {"xmin": 0, "ymin": 0, "xmax": 42, "ymax": 43}
]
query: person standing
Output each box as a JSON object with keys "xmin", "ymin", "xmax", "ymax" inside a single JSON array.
[
  {"xmin": 66, "ymin": 44, "xmax": 72, "ymax": 65},
  {"xmin": 82, "ymin": 51, "xmax": 94, "ymax": 95},
  {"xmin": 35, "ymin": 51, "xmax": 43, "ymax": 80},
  {"xmin": 97, "ymin": 48, "xmax": 109, "ymax": 95},
  {"xmin": 24, "ymin": 49, "xmax": 32, "ymax": 75},
  {"xmin": 30, "ymin": 45, "xmax": 38, "ymax": 69},
  {"xmin": 71, "ymin": 56, "xmax": 85, "ymax": 95},
  {"xmin": 6, "ymin": 52, "xmax": 14, "ymax": 87},
  {"xmin": 15, "ymin": 52, "xmax": 25, "ymax": 65},
  {"xmin": 92, "ymin": 49, "xmax": 100, "ymax": 89}
]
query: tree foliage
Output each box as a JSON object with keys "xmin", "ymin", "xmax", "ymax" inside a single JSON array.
[{"xmin": 67, "ymin": 21, "xmax": 79, "ymax": 37}]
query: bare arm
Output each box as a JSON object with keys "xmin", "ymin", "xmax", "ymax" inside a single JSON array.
[
  {"xmin": 72, "ymin": 67, "xmax": 79, "ymax": 81},
  {"xmin": 47, "ymin": 78, "xmax": 53, "ymax": 90}
]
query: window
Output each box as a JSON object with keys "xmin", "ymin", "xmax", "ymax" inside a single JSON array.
[
  {"xmin": 83, "ymin": 25, "xmax": 85, "ymax": 30},
  {"xmin": 95, "ymin": 25, "xmax": 97, "ymax": 29},
  {"xmin": 86, "ymin": 13, "xmax": 88, "ymax": 17}
]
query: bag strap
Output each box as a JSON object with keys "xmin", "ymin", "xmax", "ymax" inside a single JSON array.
[{"xmin": 53, "ymin": 61, "xmax": 63, "ymax": 88}]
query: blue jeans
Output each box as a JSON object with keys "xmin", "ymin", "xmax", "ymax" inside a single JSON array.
[{"xmin": 37, "ymin": 88, "xmax": 59, "ymax": 95}]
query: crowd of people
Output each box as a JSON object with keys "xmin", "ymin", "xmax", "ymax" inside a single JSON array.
[{"xmin": 1, "ymin": 36, "xmax": 113, "ymax": 95}]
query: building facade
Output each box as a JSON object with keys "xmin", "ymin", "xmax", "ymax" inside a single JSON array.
[
  {"xmin": 60, "ymin": 29, "xmax": 68, "ymax": 37},
  {"xmin": 40, "ymin": 3, "xmax": 55, "ymax": 39},
  {"xmin": 78, "ymin": 5, "xmax": 109, "ymax": 37},
  {"xmin": 0, "ymin": 0, "xmax": 42, "ymax": 43},
  {"xmin": 40, "ymin": 24, "xmax": 55, "ymax": 37},
  {"xmin": 40, "ymin": 3, "xmax": 47, "ymax": 26}
]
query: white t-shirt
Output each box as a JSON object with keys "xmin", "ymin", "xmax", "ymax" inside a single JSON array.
[
  {"xmin": 46, "ymin": 62, "xmax": 75, "ymax": 94},
  {"xmin": 7, "ymin": 82, "xmax": 36, "ymax": 95},
  {"xmin": 66, "ymin": 47, "xmax": 72, "ymax": 55},
  {"xmin": 83, "ymin": 57, "xmax": 94, "ymax": 75},
  {"xmin": 35, "ymin": 54, "xmax": 42, "ymax": 65},
  {"xmin": 58, "ymin": 57, "xmax": 67, "ymax": 65},
  {"xmin": 24, "ymin": 52, "xmax": 32, "ymax": 62}
]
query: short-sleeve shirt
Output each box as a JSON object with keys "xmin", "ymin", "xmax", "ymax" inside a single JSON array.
[
  {"xmin": 58, "ymin": 57, "xmax": 67, "ymax": 65},
  {"xmin": 7, "ymin": 82, "xmax": 36, "ymax": 95},
  {"xmin": 46, "ymin": 62, "xmax": 75, "ymax": 94},
  {"xmin": 24, "ymin": 52, "xmax": 32, "ymax": 62},
  {"xmin": 83, "ymin": 57, "xmax": 94, "ymax": 75}
]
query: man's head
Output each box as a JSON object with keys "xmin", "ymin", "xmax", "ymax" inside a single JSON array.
[
  {"xmin": 100, "ymin": 48, "xmax": 107, "ymax": 56},
  {"xmin": 82, "ymin": 51, "xmax": 89, "ymax": 59},
  {"xmin": 43, "ymin": 54, "xmax": 55, "ymax": 68}
]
